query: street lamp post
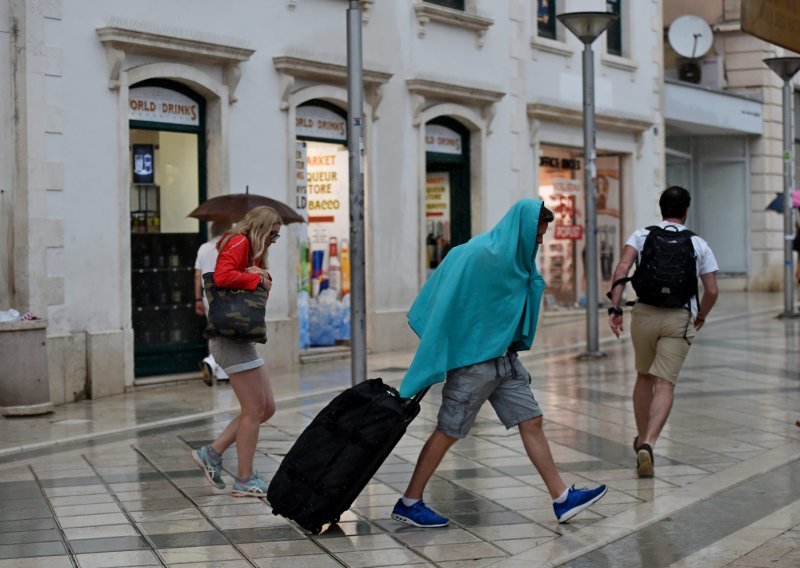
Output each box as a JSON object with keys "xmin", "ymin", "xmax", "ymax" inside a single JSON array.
[
  {"xmin": 347, "ymin": 0, "xmax": 368, "ymax": 383},
  {"xmin": 558, "ymin": 11, "xmax": 618, "ymax": 358},
  {"xmin": 764, "ymin": 57, "xmax": 800, "ymax": 319}
]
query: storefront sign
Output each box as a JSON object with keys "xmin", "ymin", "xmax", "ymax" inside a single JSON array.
[
  {"xmin": 425, "ymin": 124, "xmax": 462, "ymax": 155},
  {"xmin": 128, "ymin": 87, "xmax": 200, "ymax": 126},
  {"xmin": 296, "ymin": 106, "xmax": 347, "ymax": 142},
  {"xmin": 295, "ymin": 142, "xmax": 308, "ymax": 216},
  {"xmin": 554, "ymin": 224, "xmax": 583, "ymax": 240},
  {"xmin": 742, "ymin": 0, "xmax": 800, "ymax": 54},
  {"xmin": 132, "ymin": 144, "xmax": 155, "ymax": 184},
  {"xmin": 425, "ymin": 173, "xmax": 451, "ymax": 219},
  {"xmin": 540, "ymin": 156, "xmax": 581, "ymax": 170}
]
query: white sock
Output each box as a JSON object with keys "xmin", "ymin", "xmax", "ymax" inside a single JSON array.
[
  {"xmin": 401, "ymin": 496, "xmax": 420, "ymax": 507},
  {"xmin": 553, "ymin": 487, "xmax": 570, "ymax": 504}
]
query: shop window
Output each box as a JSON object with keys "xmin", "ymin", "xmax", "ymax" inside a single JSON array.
[
  {"xmin": 425, "ymin": 0, "xmax": 464, "ymax": 10},
  {"xmin": 606, "ymin": 0, "xmax": 622, "ymax": 56},
  {"xmin": 538, "ymin": 148, "xmax": 621, "ymax": 310},
  {"xmin": 295, "ymin": 101, "xmax": 351, "ymax": 350},
  {"xmin": 537, "ymin": 0, "xmax": 556, "ymax": 39}
]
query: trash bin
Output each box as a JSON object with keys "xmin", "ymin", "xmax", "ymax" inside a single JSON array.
[{"xmin": 0, "ymin": 320, "xmax": 53, "ymax": 416}]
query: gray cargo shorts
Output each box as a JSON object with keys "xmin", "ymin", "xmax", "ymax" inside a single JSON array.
[{"xmin": 437, "ymin": 352, "xmax": 543, "ymax": 439}]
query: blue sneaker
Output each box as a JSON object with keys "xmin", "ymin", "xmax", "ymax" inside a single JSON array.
[
  {"xmin": 232, "ymin": 472, "xmax": 269, "ymax": 498},
  {"xmin": 191, "ymin": 446, "xmax": 224, "ymax": 489},
  {"xmin": 553, "ymin": 484, "xmax": 608, "ymax": 523},
  {"xmin": 391, "ymin": 499, "xmax": 449, "ymax": 528}
]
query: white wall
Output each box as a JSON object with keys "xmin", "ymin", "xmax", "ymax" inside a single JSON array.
[{"xmin": 6, "ymin": 0, "xmax": 664, "ymax": 399}]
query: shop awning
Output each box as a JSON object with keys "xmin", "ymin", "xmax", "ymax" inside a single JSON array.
[{"xmin": 665, "ymin": 80, "xmax": 762, "ymax": 136}]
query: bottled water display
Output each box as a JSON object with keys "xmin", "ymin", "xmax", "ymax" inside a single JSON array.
[
  {"xmin": 307, "ymin": 290, "xmax": 351, "ymax": 347},
  {"xmin": 297, "ymin": 291, "xmax": 311, "ymax": 349}
]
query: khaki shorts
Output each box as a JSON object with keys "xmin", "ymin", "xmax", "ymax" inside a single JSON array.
[
  {"xmin": 209, "ymin": 337, "xmax": 263, "ymax": 375},
  {"xmin": 630, "ymin": 302, "xmax": 696, "ymax": 384}
]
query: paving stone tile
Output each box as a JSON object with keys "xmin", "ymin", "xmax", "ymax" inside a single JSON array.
[
  {"xmin": 0, "ymin": 541, "xmax": 66, "ymax": 559},
  {"xmin": 64, "ymin": 524, "xmax": 139, "ymax": 540},
  {"xmin": 69, "ymin": 536, "xmax": 150, "ymax": 554},
  {"xmin": 0, "ymin": 556, "xmax": 72, "ymax": 568},
  {"xmin": 0, "ymin": 530, "xmax": 61, "ymax": 546},
  {"xmin": 158, "ymin": 544, "xmax": 241, "ymax": 564},
  {"xmin": 149, "ymin": 530, "xmax": 229, "ymax": 548},
  {"xmin": 75, "ymin": 549, "xmax": 160, "ymax": 568},
  {"xmin": 225, "ymin": 526, "xmax": 305, "ymax": 543},
  {"xmin": 0, "ymin": 518, "xmax": 55, "ymax": 533}
]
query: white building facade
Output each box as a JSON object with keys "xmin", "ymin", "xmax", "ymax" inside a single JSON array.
[
  {"xmin": 663, "ymin": 0, "xmax": 797, "ymax": 292},
  {"xmin": 0, "ymin": 0, "xmax": 663, "ymax": 402}
]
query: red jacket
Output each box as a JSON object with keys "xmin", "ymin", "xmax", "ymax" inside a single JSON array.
[{"xmin": 213, "ymin": 234, "xmax": 263, "ymax": 290}]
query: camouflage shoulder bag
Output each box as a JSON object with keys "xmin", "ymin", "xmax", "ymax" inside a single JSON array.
[{"xmin": 202, "ymin": 272, "xmax": 268, "ymax": 343}]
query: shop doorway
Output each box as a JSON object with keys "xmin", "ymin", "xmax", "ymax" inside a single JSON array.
[
  {"xmin": 424, "ymin": 117, "xmax": 471, "ymax": 277},
  {"xmin": 295, "ymin": 101, "xmax": 352, "ymax": 350},
  {"xmin": 128, "ymin": 80, "xmax": 206, "ymax": 377}
]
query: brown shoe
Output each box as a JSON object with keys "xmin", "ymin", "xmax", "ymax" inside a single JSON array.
[
  {"xmin": 633, "ymin": 436, "xmax": 640, "ymax": 452},
  {"xmin": 637, "ymin": 443, "xmax": 654, "ymax": 478},
  {"xmin": 199, "ymin": 361, "xmax": 213, "ymax": 387}
]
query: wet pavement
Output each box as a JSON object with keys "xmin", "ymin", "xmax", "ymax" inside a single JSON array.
[{"xmin": 1, "ymin": 292, "xmax": 799, "ymax": 567}]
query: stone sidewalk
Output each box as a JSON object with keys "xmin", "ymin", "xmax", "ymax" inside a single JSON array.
[{"xmin": 1, "ymin": 291, "xmax": 799, "ymax": 567}]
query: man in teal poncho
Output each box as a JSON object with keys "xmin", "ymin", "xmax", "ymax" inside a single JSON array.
[{"xmin": 391, "ymin": 199, "xmax": 607, "ymax": 526}]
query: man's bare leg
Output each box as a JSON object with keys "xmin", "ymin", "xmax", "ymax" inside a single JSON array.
[
  {"xmin": 403, "ymin": 430, "xmax": 458, "ymax": 499},
  {"xmin": 518, "ymin": 417, "xmax": 567, "ymax": 499}
]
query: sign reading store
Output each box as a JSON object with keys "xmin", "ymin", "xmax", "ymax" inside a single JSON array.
[{"xmin": 129, "ymin": 86, "xmax": 200, "ymax": 126}]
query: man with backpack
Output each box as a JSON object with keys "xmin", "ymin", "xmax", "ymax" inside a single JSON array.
[{"xmin": 607, "ymin": 186, "xmax": 719, "ymax": 478}]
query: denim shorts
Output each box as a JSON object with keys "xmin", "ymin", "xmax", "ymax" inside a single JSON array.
[
  {"xmin": 209, "ymin": 337, "xmax": 264, "ymax": 375},
  {"xmin": 437, "ymin": 352, "xmax": 543, "ymax": 439}
]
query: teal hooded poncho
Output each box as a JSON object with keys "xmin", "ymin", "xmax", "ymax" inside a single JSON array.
[{"xmin": 398, "ymin": 199, "xmax": 546, "ymax": 398}]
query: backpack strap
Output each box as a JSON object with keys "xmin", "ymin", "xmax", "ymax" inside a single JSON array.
[{"xmin": 605, "ymin": 276, "xmax": 636, "ymax": 306}]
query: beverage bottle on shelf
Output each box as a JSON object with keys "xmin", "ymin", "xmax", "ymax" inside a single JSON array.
[
  {"xmin": 340, "ymin": 239, "xmax": 350, "ymax": 297},
  {"xmin": 169, "ymin": 245, "xmax": 180, "ymax": 268},
  {"xmin": 170, "ymin": 280, "xmax": 182, "ymax": 303},
  {"xmin": 299, "ymin": 239, "xmax": 311, "ymax": 294},
  {"xmin": 426, "ymin": 222, "xmax": 437, "ymax": 269},
  {"xmin": 435, "ymin": 221, "xmax": 445, "ymax": 267},
  {"xmin": 328, "ymin": 237, "xmax": 341, "ymax": 297}
]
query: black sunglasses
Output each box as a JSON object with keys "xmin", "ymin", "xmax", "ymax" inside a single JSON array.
[{"xmin": 269, "ymin": 231, "xmax": 281, "ymax": 240}]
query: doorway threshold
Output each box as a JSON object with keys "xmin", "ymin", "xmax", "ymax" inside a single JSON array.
[
  {"xmin": 133, "ymin": 372, "xmax": 203, "ymax": 389},
  {"xmin": 299, "ymin": 345, "xmax": 353, "ymax": 364}
]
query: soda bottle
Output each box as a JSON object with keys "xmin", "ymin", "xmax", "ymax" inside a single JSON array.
[
  {"xmin": 328, "ymin": 237, "xmax": 341, "ymax": 296},
  {"xmin": 340, "ymin": 239, "xmax": 350, "ymax": 297},
  {"xmin": 299, "ymin": 239, "xmax": 311, "ymax": 294}
]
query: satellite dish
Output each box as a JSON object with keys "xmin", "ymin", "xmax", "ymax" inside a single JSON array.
[{"xmin": 668, "ymin": 15, "xmax": 713, "ymax": 59}]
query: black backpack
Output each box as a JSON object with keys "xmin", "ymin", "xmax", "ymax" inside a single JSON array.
[{"xmin": 630, "ymin": 225, "xmax": 698, "ymax": 308}]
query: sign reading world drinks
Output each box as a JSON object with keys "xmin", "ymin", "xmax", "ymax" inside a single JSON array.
[
  {"xmin": 742, "ymin": 0, "xmax": 800, "ymax": 54},
  {"xmin": 128, "ymin": 87, "xmax": 200, "ymax": 126}
]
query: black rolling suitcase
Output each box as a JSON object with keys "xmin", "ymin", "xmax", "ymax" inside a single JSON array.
[{"xmin": 267, "ymin": 378, "xmax": 426, "ymax": 534}]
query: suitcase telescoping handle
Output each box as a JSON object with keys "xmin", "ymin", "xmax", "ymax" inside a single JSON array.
[{"xmin": 410, "ymin": 387, "xmax": 429, "ymax": 404}]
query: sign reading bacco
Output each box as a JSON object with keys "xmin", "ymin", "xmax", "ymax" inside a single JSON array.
[{"xmin": 128, "ymin": 87, "xmax": 200, "ymax": 126}]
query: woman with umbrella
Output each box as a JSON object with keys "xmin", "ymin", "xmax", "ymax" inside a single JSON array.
[{"xmin": 192, "ymin": 206, "xmax": 283, "ymax": 496}]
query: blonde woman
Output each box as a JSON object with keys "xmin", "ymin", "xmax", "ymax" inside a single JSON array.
[{"xmin": 192, "ymin": 206, "xmax": 282, "ymax": 496}]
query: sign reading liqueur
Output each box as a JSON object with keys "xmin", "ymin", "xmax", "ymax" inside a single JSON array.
[
  {"xmin": 129, "ymin": 87, "xmax": 200, "ymax": 126},
  {"xmin": 425, "ymin": 124, "xmax": 462, "ymax": 155},
  {"xmin": 296, "ymin": 106, "xmax": 347, "ymax": 142}
]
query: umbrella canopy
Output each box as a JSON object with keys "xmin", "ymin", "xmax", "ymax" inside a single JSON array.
[
  {"xmin": 766, "ymin": 190, "xmax": 800, "ymax": 213},
  {"xmin": 188, "ymin": 191, "xmax": 304, "ymax": 224}
]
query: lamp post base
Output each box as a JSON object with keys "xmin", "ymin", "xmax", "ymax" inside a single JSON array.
[
  {"xmin": 577, "ymin": 351, "xmax": 607, "ymax": 360},
  {"xmin": 777, "ymin": 311, "xmax": 800, "ymax": 319}
]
